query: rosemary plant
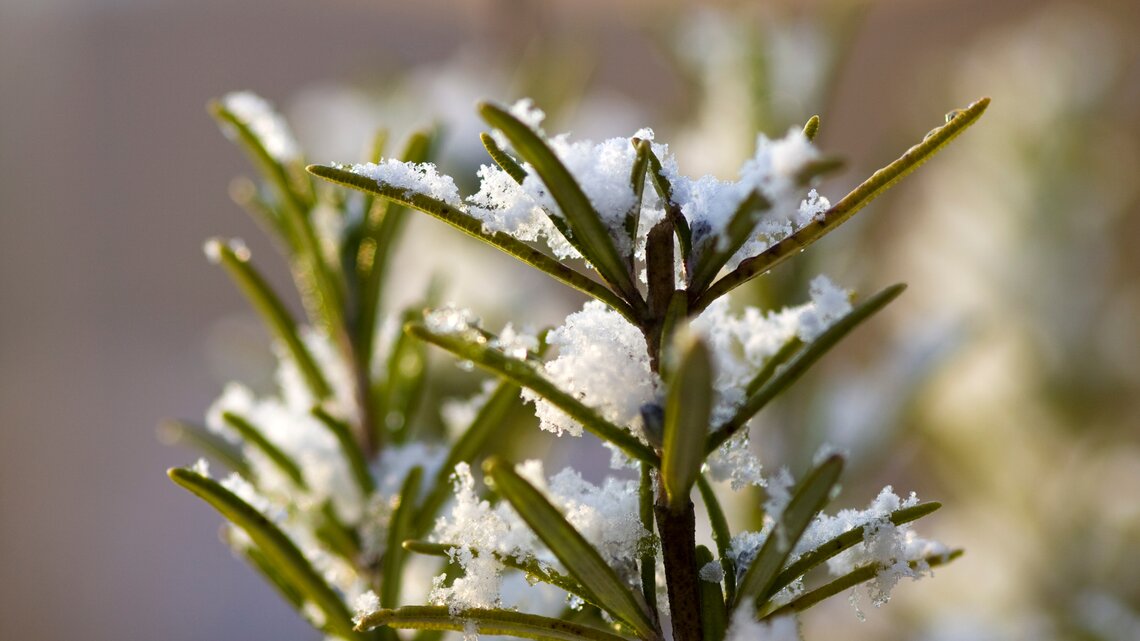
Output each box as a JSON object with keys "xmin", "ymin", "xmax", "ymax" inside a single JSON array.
[{"xmin": 168, "ymin": 92, "xmax": 988, "ymax": 641}]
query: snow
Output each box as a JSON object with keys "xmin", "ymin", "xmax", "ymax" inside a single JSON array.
[
  {"xmin": 725, "ymin": 602, "xmax": 800, "ymax": 641},
  {"xmin": 220, "ymin": 91, "xmax": 302, "ymax": 162},
  {"xmin": 521, "ymin": 301, "xmax": 659, "ymax": 439},
  {"xmin": 350, "ymin": 159, "xmax": 463, "ymax": 208},
  {"xmin": 352, "ymin": 590, "xmax": 381, "ymax": 625}
]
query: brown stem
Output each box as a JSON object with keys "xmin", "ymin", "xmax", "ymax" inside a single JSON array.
[{"xmin": 655, "ymin": 490, "xmax": 703, "ymax": 641}]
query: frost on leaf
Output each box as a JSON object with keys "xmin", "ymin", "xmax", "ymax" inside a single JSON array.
[
  {"xmin": 522, "ymin": 301, "xmax": 659, "ymax": 439},
  {"xmin": 220, "ymin": 91, "xmax": 302, "ymax": 162},
  {"xmin": 429, "ymin": 461, "xmax": 650, "ymax": 613},
  {"xmin": 352, "ymin": 590, "xmax": 380, "ymax": 626},
  {"xmin": 350, "ymin": 159, "xmax": 463, "ymax": 208}
]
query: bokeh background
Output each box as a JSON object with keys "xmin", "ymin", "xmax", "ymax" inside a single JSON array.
[{"xmin": 2, "ymin": 1, "xmax": 1138, "ymax": 640}]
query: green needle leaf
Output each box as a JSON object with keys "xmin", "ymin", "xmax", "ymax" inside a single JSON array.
[
  {"xmin": 168, "ymin": 467, "xmax": 357, "ymax": 638},
  {"xmin": 735, "ymin": 455, "xmax": 844, "ymax": 609},
  {"xmin": 221, "ymin": 411, "xmax": 306, "ymax": 488},
  {"xmin": 662, "ymin": 336, "xmax": 713, "ymax": 511},
  {"xmin": 209, "ymin": 98, "xmax": 312, "ymax": 214},
  {"xmin": 158, "ymin": 419, "xmax": 250, "ymax": 478},
  {"xmin": 766, "ymin": 502, "xmax": 942, "ymax": 599},
  {"xmin": 762, "ymin": 549, "xmax": 963, "ymax": 618},
  {"xmin": 311, "ymin": 406, "xmax": 375, "ymax": 495},
  {"xmin": 402, "ymin": 540, "xmax": 594, "ymax": 607},
  {"xmin": 688, "ymin": 190, "xmax": 771, "ymax": 295},
  {"xmin": 306, "ymin": 165, "xmax": 639, "ymax": 324},
  {"xmin": 638, "ymin": 463, "xmax": 659, "ymax": 617},
  {"xmin": 382, "ymin": 467, "xmax": 423, "ymax": 608},
  {"xmin": 480, "ymin": 132, "xmax": 528, "ymax": 184},
  {"xmin": 377, "ymin": 306, "xmax": 431, "ymax": 445},
  {"xmin": 478, "ymin": 102, "xmax": 641, "ymax": 305},
  {"xmin": 206, "ymin": 238, "xmax": 332, "ymax": 400},
  {"xmin": 625, "ymin": 139, "xmax": 651, "ymax": 255},
  {"xmin": 486, "ymin": 458, "xmax": 660, "ymax": 641},
  {"xmin": 802, "ymin": 115, "xmax": 821, "ymax": 142},
  {"xmin": 693, "ymin": 97, "xmax": 989, "ymax": 311},
  {"xmin": 406, "ymin": 321, "xmax": 658, "ymax": 466},
  {"xmin": 638, "ymin": 141, "xmax": 692, "ymax": 262},
  {"xmin": 707, "ymin": 284, "xmax": 906, "ymax": 454},
  {"xmin": 695, "ymin": 546, "xmax": 727, "ymax": 641},
  {"xmin": 415, "ymin": 380, "xmax": 521, "ymax": 535},
  {"xmin": 744, "ymin": 337, "xmax": 803, "ymax": 397},
  {"xmin": 696, "ymin": 475, "xmax": 736, "ymax": 605},
  {"xmin": 357, "ymin": 606, "xmax": 640, "ymax": 641}
]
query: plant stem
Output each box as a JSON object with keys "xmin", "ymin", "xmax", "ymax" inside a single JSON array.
[{"xmin": 654, "ymin": 491, "xmax": 702, "ymax": 641}]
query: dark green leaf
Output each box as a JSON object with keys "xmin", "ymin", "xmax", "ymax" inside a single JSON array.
[
  {"xmin": 707, "ymin": 284, "xmax": 905, "ymax": 454},
  {"xmin": 486, "ymin": 458, "xmax": 660, "ymax": 640},
  {"xmin": 696, "ymin": 475, "xmax": 736, "ymax": 605},
  {"xmin": 478, "ymin": 102, "xmax": 641, "ymax": 305},
  {"xmin": 311, "ymin": 406, "xmax": 375, "ymax": 495},
  {"xmin": 206, "ymin": 239, "xmax": 332, "ymax": 400},
  {"xmin": 382, "ymin": 467, "xmax": 423, "ymax": 608},
  {"xmin": 638, "ymin": 463, "xmax": 658, "ymax": 617},
  {"xmin": 480, "ymin": 132, "xmax": 528, "ymax": 184},
  {"xmin": 693, "ymin": 97, "xmax": 989, "ymax": 311},
  {"xmin": 802, "ymin": 115, "xmax": 821, "ymax": 142},
  {"xmin": 762, "ymin": 549, "xmax": 963, "ymax": 618},
  {"xmin": 695, "ymin": 546, "xmax": 727, "ymax": 641},
  {"xmin": 158, "ymin": 419, "xmax": 249, "ymax": 478},
  {"xmin": 307, "ymin": 165, "xmax": 639, "ymax": 324},
  {"xmin": 168, "ymin": 467, "xmax": 356, "ymax": 638},
  {"xmin": 662, "ymin": 336, "xmax": 713, "ymax": 511},
  {"xmin": 407, "ymin": 322, "xmax": 658, "ymax": 465},
  {"xmin": 221, "ymin": 411, "xmax": 306, "ymax": 488},
  {"xmin": 638, "ymin": 141, "xmax": 691, "ymax": 261},
  {"xmin": 735, "ymin": 455, "xmax": 844, "ymax": 608},
  {"xmin": 688, "ymin": 190, "xmax": 771, "ymax": 294},
  {"xmin": 767, "ymin": 502, "xmax": 942, "ymax": 600},
  {"xmin": 357, "ymin": 606, "xmax": 640, "ymax": 641}
]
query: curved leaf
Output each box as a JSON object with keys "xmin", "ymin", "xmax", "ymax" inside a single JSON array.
[
  {"xmin": 486, "ymin": 458, "xmax": 660, "ymax": 641},
  {"xmin": 221, "ymin": 411, "xmax": 306, "ymax": 488},
  {"xmin": 696, "ymin": 475, "xmax": 736, "ymax": 605},
  {"xmin": 311, "ymin": 406, "xmax": 375, "ymax": 495},
  {"xmin": 158, "ymin": 419, "xmax": 249, "ymax": 478},
  {"xmin": 695, "ymin": 546, "xmax": 727, "ymax": 641}
]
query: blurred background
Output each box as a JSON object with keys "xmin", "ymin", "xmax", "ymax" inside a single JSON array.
[{"xmin": 2, "ymin": 0, "xmax": 1138, "ymax": 640}]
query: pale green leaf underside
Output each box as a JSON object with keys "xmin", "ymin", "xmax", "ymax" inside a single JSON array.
[{"xmin": 662, "ymin": 337, "xmax": 713, "ymax": 510}]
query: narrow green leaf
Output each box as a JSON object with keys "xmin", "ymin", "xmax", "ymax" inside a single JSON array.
[
  {"xmin": 693, "ymin": 97, "xmax": 989, "ymax": 311},
  {"xmin": 625, "ymin": 139, "xmax": 651, "ymax": 254},
  {"xmin": 744, "ymin": 337, "xmax": 802, "ymax": 397},
  {"xmin": 158, "ymin": 419, "xmax": 249, "ymax": 478},
  {"xmin": 688, "ymin": 190, "xmax": 771, "ymax": 295},
  {"xmin": 480, "ymin": 132, "xmax": 528, "ymax": 184},
  {"xmin": 307, "ymin": 165, "xmax": 639, "ymax": 324},
  {"xmin": 415, "ymin": 380, "xmax": 521, "ymax": 535},
  {"xmin": 402, "ymin": 540, "xmax": 594, "ymax": 608},
  {"xmin": 695, "ymin": 546, "xmax": 727, "ymax": 641},
  {"xmin": 662, "ymin": 336, "xmax": 713, "ymax": 511},
  {"xmin": 638, "ymin": 141, "xmax": 692, "ymax": 261},
  {"xmin": 735, "ymin": 455, "xmax": 844, "ymax": 608},
  {"xmin": 240, "ymin": 543, "xmax": 306, "ymax": 609},
  {"xmin": 356, "ymin": 130, "xmax": 434, "ymax": 399},
  {"xmin": 221, "ymin": 411, "xmax": 306, "ymax": 488},
  {"xmin": 696, "ymin": 475, "xmax": 736, "ymax": 605},
  {"xmin": 358, "ymin": 606, "xmax": 640, "ymax": 641},
  {"xmin": 478, "ymin": 102, "xmax": 641, "ymax": 305},
  {"xmin": 638, "ymin": 463, "xmax": 658, "ymax": 617},
  {"xmin": 802, "ymin": 115, "xmax": 821, "ymax": 142},
  {"xmin": 382, "ymin": 467, "xmax": 423, "ymax": 608},
  {"xmin": 168, "ymin": 468, "xmax": 356, "ymax": 638},
  {"xmin": 407, "ymin": 322, "xmax": 658, "ymax": 465},
  {"xmin": 206, "ymin": 239, "xmax": 332, "ymax": 400},
  {"xmin": 211, "ymin": 100, "xmax": 346, "ymax": 335},
  {"xmin": 707, "ymin": 284, "xmax": 905, "ymax": 454},
  {"xmin": 358, "ymin": 127, "xmax": 390, "ymax": 219},
  {"xmin": 311, "ymin": 406, "xmax": 375, "ymax": 495},
  {"xmin": 228, "ymin": 176, "xmax": 298, "ymax": 256},
  {"xmin": 767, "ymin": 502, "xmax": 942, "ymax": 599},
  {"xmin": 486, "ymin": 458, "xmax": 660, "ymax": 640},
  {"xmin": 315, "ymin": 500, "xmax": 362, "ymax": 561},
  {"xmin": 378, "ymin": 307, "xmax": 430, "ymax": 444},
  {"xmin": 794, "ymin": 156, "xmax": 845, "ymax": 187},
  {"xmin": 762, "ymin": 549, "xmax": 963, "ymax": 618}
]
